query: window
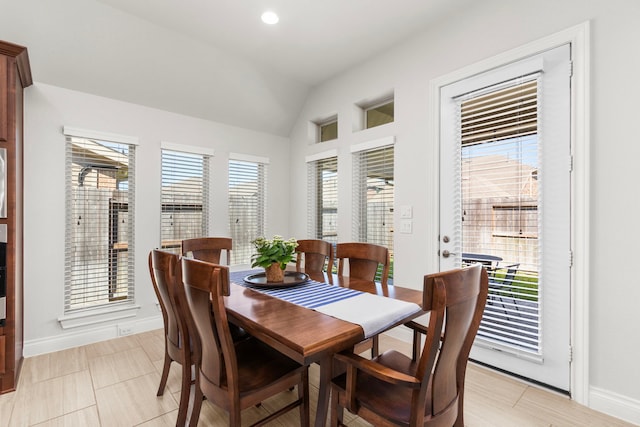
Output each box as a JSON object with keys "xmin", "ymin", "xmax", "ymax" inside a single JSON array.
[
  {"xmin": 307, "ymin": 154, "xmax": 338, "ymax": 244},
  {"xmin": 318, "ymin": 118, "xmax": 338, "ymax": 142},
  {"xmin": 365, "ymin": 99, "xmax": 394, "ymax": 129},
  {"xmin": 160, "ymin": 147, "xmax": 210, "ymax": 253},
  {"xmin": 64, "ymin": 132, "xmax": 136, "ymax": 313},
  {"xmin": 352, "ymin": 140, "xmax": 394, "ymax": 278},
  {"xmin": 458, "ymin": 76, "xmax": 541, "ymax": 352},
  {"xmin": 460, "ymin": 78, "xmax": 540, "ymax": 270},
  {"xmin": 228, "ymin": 155, "xmax": 267, "ymax": 265}
]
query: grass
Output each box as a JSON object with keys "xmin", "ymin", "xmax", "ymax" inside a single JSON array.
[{"xmin": 492, "ymin": 268, "xmax": 539, "ymax": 302}]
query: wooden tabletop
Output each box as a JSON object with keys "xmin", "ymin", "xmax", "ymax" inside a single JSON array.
[
  {"xmin": 225, "ymin": 274, "xmax": 423, "ymax": 363},
  {"xmin": 224, "ymin": 272, "xmax": 425, "ymax": 426}
]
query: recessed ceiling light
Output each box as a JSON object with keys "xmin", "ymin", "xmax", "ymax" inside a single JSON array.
[{"xmin": 261, "ymin": 11, "xmax": 279, "ymax": 25}]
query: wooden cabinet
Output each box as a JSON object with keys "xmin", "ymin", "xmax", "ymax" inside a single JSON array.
[{"xmin": 0, "ymin": 40, "xmax": 32, "ymax": 394}]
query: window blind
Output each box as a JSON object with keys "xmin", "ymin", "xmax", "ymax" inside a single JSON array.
[
  {"xmin": 160, "ymin": 149, "xmax": 210, "ymax": 253},
  {"xmin": 307, "ymin": 156, "xmax": 338, "ymax": 244},
  {"xmin": 64, "ymin": 135, "xmax": 135, "ymax": 313},
  {"xmin": 352, "ymin": 144, "xmax": 394, "ymax": 261},
  {"xmin": 458, "ymin": 75, "xmax": 541, "ymax": 353},
  {"xmin": 228, "ymin": 158, "xmax": 267, "ymax": 265}
]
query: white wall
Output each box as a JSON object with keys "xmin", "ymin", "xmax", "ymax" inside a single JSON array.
[
  {"xmin": 13, "ymin": 0, "xmax": 640, "ymax": 423},
  {"xmin": 23, "ymin": 83, "xmax": 291, "ymax": 353},
  {"xmin": 287, "ymin": 0, "xmax": 640, "ymax": 423}
]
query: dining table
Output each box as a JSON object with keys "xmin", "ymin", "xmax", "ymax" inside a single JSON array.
[{"xmin": 225, "ymin": 269, "xmax": 425, "ymax": 427}]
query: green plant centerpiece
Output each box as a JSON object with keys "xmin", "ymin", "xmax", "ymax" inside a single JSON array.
[{"xmin": 251, "ymin": 235, "xmax": 298, "ymax": 282}]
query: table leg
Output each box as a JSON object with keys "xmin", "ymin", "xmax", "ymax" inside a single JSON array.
[{"xmin": 315, "ymin": 355, "xmax": 333, "ymax": 427}]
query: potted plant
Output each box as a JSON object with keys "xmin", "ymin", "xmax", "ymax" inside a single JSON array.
[{"xmin": 251, "ymin": 235, "xmax": 298, "ymax": 282}]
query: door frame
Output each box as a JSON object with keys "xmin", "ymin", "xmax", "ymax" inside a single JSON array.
[{"xmin": 426, "ymin": 22, "xmax": 590, "ymax": 404}]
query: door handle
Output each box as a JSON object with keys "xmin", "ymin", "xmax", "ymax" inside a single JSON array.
[{"xmin": 441, "ymin": 249, "xmax": 457, "ymax": 258}]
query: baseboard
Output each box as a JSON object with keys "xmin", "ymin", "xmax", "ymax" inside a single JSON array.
[
  {"xmin": 23, "ymin": 315, "xmax": 163, "ymax": 357},
  {"xmin": 590, "ymin": 386, "xmax": 640, "ymax": 425}
]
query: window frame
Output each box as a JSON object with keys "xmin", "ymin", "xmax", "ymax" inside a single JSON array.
[
  {"xmin": 306, "ymin": 150, "xmax": 338, "ymax": 244},
  {"xmin": 61, "ymin": 126, "xmax": 138, "ymax": 321},
  {"xmin": 159, "ymin": 142, "xmax": 213, "ymax": 253},
  {"xmin": 364, "ymin": 98, "xmax": 394, "ymax": 129},
  {"xmin": 317, "ymin": 117, "xmax": 338, "ymax": 143},
  {"xmin": 228, "ymin": 153, "xmax": 269, "ymax": 266},
  {"xmin": 350, "ymin": 137, "xmax": 395, "ymax": 279}
]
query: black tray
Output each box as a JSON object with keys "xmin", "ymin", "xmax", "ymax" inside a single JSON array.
[{"xmin": 244, "ymin": 271, "xmax": 309, "ymax": 288}]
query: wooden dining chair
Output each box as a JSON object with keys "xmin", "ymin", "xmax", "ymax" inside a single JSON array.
[
  {"xmin": 181, "ymin": 257, "xmax": 310, "ymax": 427},
  {"xmin": 335, "ymin": 242, "xmax": 390, "ymax": 285},
  {"xmin": 182, "ymin": 236, "xmax": 250, "ymax": 343},
  {"xmin": 330, "ymin": 264, "xmax": 488, "ymax": 427},
  {"xmin": 335, "ymin": 242, "xmax": 390, "ymax": 357},
  {"xmin": 181, "ymin": 236, "xmax": 232, "ymax": 265},
  {"xmin": 148, "ymin": 249, "xmax": 195, "ymax": 427},
  {"xmin": 295, "ymin": 239, "xmax": 334, "ymax": 276}
]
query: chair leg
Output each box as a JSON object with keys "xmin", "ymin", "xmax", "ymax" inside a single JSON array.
[
  {"xmin": 176, "ymin": 362, "xmax": 192, "ymax": 426},
  {"xmin": 371, "ymin": 335, "xmax": 379, "ymax": 358},
  {"xmin": 187, "ymin": 379, "xmax": 204, "ymax": 427},
  {"xmin": 330, "ymin": 387, "xmax": 343, "ymax": 427},
  {"xmin": 299, "ymin": 369, "xmax": 310, "ymax": 427},
  {"xmin": 454, "ymin": 392, "xmax": 465, "ymax": 427},
  {"xmin": 230, "ymin": 405, "xmax": 242, "ymax": 427},
  {"xmin": 157, "ymin": 352, "xmax": 172, "ymax": 396}
]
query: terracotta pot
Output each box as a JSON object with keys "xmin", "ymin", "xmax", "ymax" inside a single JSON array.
[{"xmin": 265, "ymin": 263, "xmax": 285, "ymax": 282}]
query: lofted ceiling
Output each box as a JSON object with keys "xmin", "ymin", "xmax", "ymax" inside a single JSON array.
[
  {"xmin": 93, "ymin": 0, "xmax": 470, "ymax": 86},
  {"xmin": 1, "ymin": 0, "xmax": 473, "ymax": 136}
]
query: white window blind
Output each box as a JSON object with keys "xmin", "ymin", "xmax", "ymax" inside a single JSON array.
[
  {"xmin": 307, "ymin": 156, "xmax": 338, "ymax": 244},
  {"xmin": 458, "ymin": 75, "xmax": 541, "ymax": 353},
  {"xmin": 228, "ymin": 157, "xmax": 267, "ymax": 265},
  {"xmin": 64, "ymin": 135, "xmax": 135, "ymax": 313},
  {"xmin": 352, "ymin": 144, "xmax": 394, "ymax": 277},
  {"xmin": 160, "ymin": 149, "xmax": 210, "ymax": 253}
]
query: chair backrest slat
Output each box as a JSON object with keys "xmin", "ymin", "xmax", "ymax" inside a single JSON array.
[
  {"xmin": 295, "ymin": 239, "xmax": 334, "ymax": 274},
  {"xmin": 181, "ymin": 258, "xmax": 234, "ymax": 388},
  {"xmin": 335, "ymin": 242, "xmax": 390, "ymax": 285},
  {"xmin": 149, "ymin": 250, "xmax": 181, "ymax": 350},
  {"xmin": 182, "ymin": 237, "xmax": 232, "ymax": 265},
  {"xmin": 418, "ymin": 264, "xmax": 487, "ymax": 419}
]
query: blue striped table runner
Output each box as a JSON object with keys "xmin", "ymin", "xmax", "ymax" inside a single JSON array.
[{"xmin": 229, "ymin": 269, "xmax": 362, "ymax": 309}]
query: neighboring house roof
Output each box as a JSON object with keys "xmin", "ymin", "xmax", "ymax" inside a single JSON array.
[{"xmin": 462, "ymin": 154, "xmax": 537, "ymax": 201}]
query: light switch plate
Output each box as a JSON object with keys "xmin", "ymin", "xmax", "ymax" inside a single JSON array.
[
  {"xmin": 400, "ymin": 219, "xmax": 413, "ymax": 233},
  {"xmin": 400, "ymin": 205, "xmax": 413, "ymax": 219}
]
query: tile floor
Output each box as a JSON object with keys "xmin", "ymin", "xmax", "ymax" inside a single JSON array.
[{"xmin": 0, "ymin": 329, "xmax": 635, "ymax": 426}]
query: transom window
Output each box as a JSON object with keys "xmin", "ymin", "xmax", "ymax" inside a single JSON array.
[
  {"xmin": 318, "ymin": 118, "xmax": 338, "ymax": 142},
  {"xmin": 365, "ymin": 99, "xmax": 394, "ymax": 129}
]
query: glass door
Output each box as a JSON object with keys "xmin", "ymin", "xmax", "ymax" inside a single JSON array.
[{"xmin": 439, "ymin": 44, "xmax": 571, "ymax": 391}]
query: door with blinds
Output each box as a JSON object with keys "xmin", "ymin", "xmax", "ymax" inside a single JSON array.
[{"xmin": 439, "ymin": 44, "xmax": 571, "ymax": 391}]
